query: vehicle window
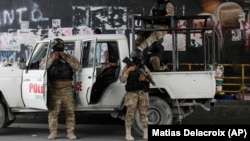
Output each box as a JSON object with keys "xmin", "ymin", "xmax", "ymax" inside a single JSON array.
[
  {"xmin": 28, "ymin": 42, "xmax": 49, "ymax": 69},
  {"xmin": 96, "ymin": 41, "xmax": 119, "ymax": 65},
  {"xmin": 81, "ymin": 41, "xmax": 95, "ymax": 68},
  {"xmin": 64, "ymin": 42, "xmax": 75, "ymax": 55}
]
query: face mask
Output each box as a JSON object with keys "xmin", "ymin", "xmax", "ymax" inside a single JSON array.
[{"xmin": 53, "ymin": 46, "xmax": 64, "ymax": 52}]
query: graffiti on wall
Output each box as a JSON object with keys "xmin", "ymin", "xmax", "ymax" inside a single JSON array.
[
  {"xmin": 0, "ymin": 6, "xmax": 42, "ymax": 26},
  {"xmin": 0, "ymin": 0, "xmax": 249, "ymax": 66},
  {"xmin": 0, "ymin": 4, "xmax": 129, "ymax": 66},
  {"xmin": 72, "ymin": 6, "xmax": 127, "ymax": 35}
]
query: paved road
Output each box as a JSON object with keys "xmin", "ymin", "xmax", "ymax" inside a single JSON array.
[
  {"xmin": 181, "ymin": 100, "xmax": 250, "ymax": 124},
  {"xmin": 1, "ymin": 100, "xmax": 250, "ymax": 141},
  {"xmin": 0, "ymin": 123, "xmax": 146, "ymax": 141}
]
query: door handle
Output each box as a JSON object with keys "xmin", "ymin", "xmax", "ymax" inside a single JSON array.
[{"xmin": 24, "ymin": 79, "xmax": 30, "ymax": 81}]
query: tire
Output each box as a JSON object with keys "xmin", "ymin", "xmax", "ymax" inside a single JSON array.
[
  {"xmin": 0, "ymin": 103, "xmax": 6, "ymax": 128},
  {"xmin": 132, "ymin": 96, "xmax": 173, "ymax": 136}
]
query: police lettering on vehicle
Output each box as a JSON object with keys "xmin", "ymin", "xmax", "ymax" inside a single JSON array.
[{"xmin": 29, "ymin": 83, "xmax": 43, "ymax": 94}]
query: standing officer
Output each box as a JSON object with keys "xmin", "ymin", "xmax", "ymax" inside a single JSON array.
[
  {"xmin": 39, "ymin": 38, "xmax": 80, "ymax": 140},
  {"xmin": 120, "ymin": 49, "xmax": 151, "ymax": 141},
  {"xmin": 137, "ymin": 0, "xmax": 175, "ymax": 51}
]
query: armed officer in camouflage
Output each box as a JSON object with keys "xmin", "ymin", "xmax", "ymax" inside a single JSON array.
[
  {"xmin": 136, "ymin": 0, "xmax": 175, "ymax": 51},
  {"xmin": 39, "ymin": 38, "xmax": 79, "ymax": 140},
  {"xmin": 120, "ymin": 49, "xmax": 151, "ymax": 141},
  {"xmin": 148, "ymin": 41, "xmax": 169, "ymax": 71}
]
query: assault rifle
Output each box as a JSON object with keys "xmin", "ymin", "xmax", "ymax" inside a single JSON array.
[{"xmin": 122, "ymin": 57, "xmax": 164, "ymax": 93}]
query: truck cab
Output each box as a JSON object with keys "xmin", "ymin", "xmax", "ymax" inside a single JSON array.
[
  {"xmin": 0, "ymin": 34, "xmax": 129, "ymax": 128},
  {"xmin": 22, "ymin": 34, "xmax": 128, "ymax": 110}
]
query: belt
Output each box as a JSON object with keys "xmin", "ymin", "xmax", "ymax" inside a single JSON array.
[{"xmin": 49, "ymin": 81, "xmax": 72, "ymax": 88}]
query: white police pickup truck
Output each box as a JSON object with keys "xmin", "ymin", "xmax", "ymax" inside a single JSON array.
[{"xmin": 0, "ymin": 34, "xmax": 216, "ymax": 135}]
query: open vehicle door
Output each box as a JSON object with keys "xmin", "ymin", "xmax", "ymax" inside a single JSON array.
[
  {"xmin": 22, "ymin": 40, "xmax": 50, "ymax": 110},
  {"xmin": 75, "ymin": 38, "xmax": 97, "ymax": 105}
]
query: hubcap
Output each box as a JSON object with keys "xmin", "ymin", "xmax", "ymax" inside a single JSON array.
[{"xmin": 148, "ymin": 108, "xmax": 161, "ymax": 125}]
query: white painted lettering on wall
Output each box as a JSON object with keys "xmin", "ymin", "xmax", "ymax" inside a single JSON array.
[{"xmin": 0, "ymin": 3, "xmax": 43, "ymax": 26}]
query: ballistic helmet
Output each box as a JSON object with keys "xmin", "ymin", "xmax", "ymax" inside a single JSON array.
[
  {"xmin": 130, "ymin": 49, "xmax": 143, "ymax": 65},
  {"xmin": 51, "ymin": 38, "xmax": 64, "ymax": 52},
  {"xmin": 94, "ymin": 28, "xmax": 102, "ymax": 34},
  {"xmin": 130, "ymin": 49, "xmax": 143, "ymax": 59}
]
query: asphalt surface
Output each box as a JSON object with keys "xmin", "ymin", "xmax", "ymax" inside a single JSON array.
[
  {"xmin": 0, "ymin": 100, "xmax": 250, "ymax": 141},
  {"xmin": 0, "ymin": 123, "xmax": 132, "ymax": 141},
  {"xmin": 181, "ymin": 100, "xmax": 250, "ymax": 124}
]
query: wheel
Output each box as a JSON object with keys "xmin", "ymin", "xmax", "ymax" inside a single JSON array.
[
  {"xmin": 132, "ymin": 96, "xmax": 173, "ymax": 136},
  {"xmin": 0, "ymin": 103, "xmax": 6, "ymax": 128}
]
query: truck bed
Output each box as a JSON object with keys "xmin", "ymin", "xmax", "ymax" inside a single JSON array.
[{"xmin": 152, "ymin": 71, "xmax": 216, "ymax": 99}]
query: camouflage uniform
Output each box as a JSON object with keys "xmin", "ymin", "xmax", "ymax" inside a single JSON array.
[
  {"xmin": 124, "ymin": 91, "xmax": 149, "ymax": 129},
  {"xmin": 40, "ymin": 54, "xmax": 79, "ymax": 139},
  {"xmin": 120, "ymin": 65, "xmax": 151, "ymax": 140},
  {"xmin": 150, "ymin": 56, "xmax": 168, "ymax": 71},
  {"xmin": 48, "ymin": 86, "xmax": 75, "ymax": 133},
  {"xmin": 137, "ymin": 0, "xmax": 175, "ymax": 51}
]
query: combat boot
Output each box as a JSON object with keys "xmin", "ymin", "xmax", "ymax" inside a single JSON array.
[
  {"xmin": 67, "ymin": 130, "xmax": 77, "ymax": 140},
  {"xmin": 48, "ymin": 130, "xmax": 57, "ymax": 140},
  {"xmin": 143, "ymin": 128, "xmax": 148, "ymax": 140},
  {"xmin": 125, "ymin": 127, "xmax": 134, "ymax": 141},
  {"xmin": 48, "ymin": 116, "xmax": 58, "ymax": 140}
]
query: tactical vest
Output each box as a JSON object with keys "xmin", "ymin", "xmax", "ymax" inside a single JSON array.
[
  {"xmin": 125, "ymin": 65, "xmax": 150, "ymax": 92},
  {"xmin": 48, "ymin": 58, "xmax": 74, "ymax": 82}
]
